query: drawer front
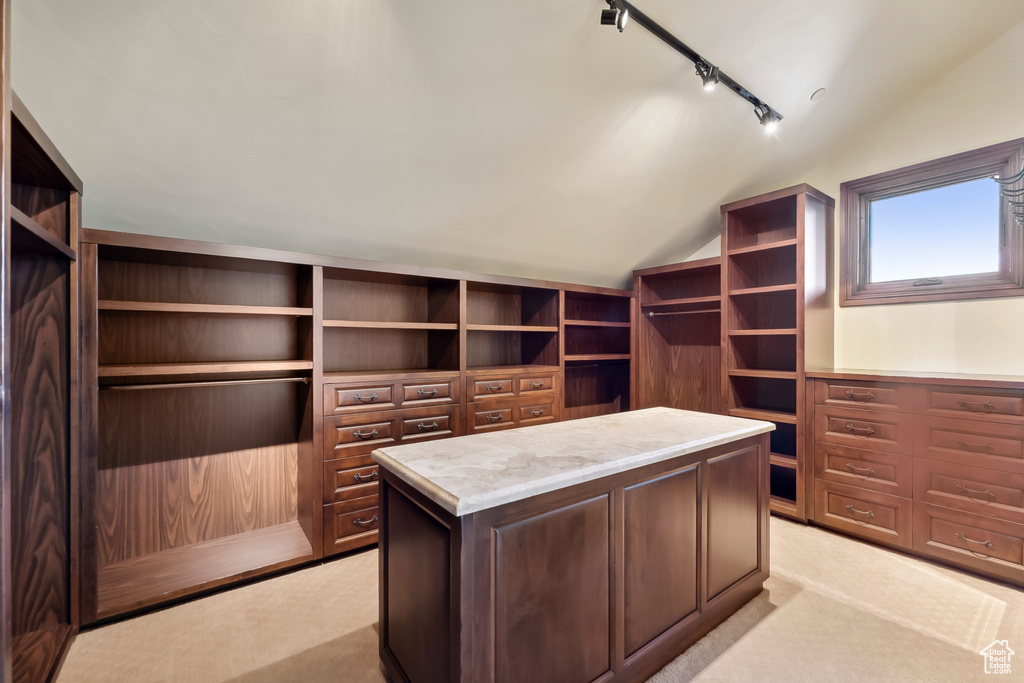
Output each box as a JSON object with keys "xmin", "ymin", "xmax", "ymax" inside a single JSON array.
[
  {"xmin": 814, "ymin": 443, "xmax": 912, "ymax": 497},
  {"xmin": 921, "ymin": 386, "xmax": 1024, "ymax": 424},
  {"xmin": 518, "ymin": 374, "xmax": 556, "ymax": 395},
  {"xmin": 470, "ymin": 377, "xmax": 515, "ymax": 401},
  {"xmin": 324, "ymin": 383, "xmax": 396, "ymax": 414},
  {"xmin": 813, "ymin": 379, "xmax": 914, "ymax": 413},
  {"xmin": 814, "ymin": 406, "xmax": 913, "ymax": 455},
  {"xmin": 913, "ymin": 416, "xmax": 1024, "ymax": 473},
  {"xmin": 401, "ymin": 377, "xmax": 458, "ymax": 406},
  {"xmin": 472, "ymin": 406, "xmax": 514, "ymax": 430},
  {"xmin": 913, "ymin": 503, "xmax": 1024, "ymax": 585},
  {"xmin": 400, "ymin": 410, "xmax": 456, "ymax": 442},
  {"xmin": 813, "ymin": 480, "xmax": 911, "ymax": 548},
  {"xmin": 518, "ymin": 402, "xmax": 555, "ymax": 425},
  {"xmin": 323, "ymin": 497, "xmax": 379, "ymax": 556},
  {"xmin": 334, "ymin": 420, "xmax": 394, "ymax": 446},
  {"xmin": 914, "ymin": 459, "xmax": 1024, "ymax": 524},
  {"xmin": 323, "ymin": 462, "xmax": 379, "ymax": 504},
  {"xmin": 325, "ymin": 414, "xmax": 398, "ymax": 460}
]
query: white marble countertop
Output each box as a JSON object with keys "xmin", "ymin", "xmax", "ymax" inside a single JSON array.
[{"xmin": 372, "ymin": 407, "xmax": 774, "ymax": 517}]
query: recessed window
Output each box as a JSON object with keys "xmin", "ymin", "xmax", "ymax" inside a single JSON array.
[{"xmin": 840, "ymin": 139, "xmax": 1024, "ymax": 306}]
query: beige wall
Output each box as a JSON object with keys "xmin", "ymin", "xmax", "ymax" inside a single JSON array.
[{"xmin": 800, "ymin": 19, "xmax": 1024, "ymax": 374}]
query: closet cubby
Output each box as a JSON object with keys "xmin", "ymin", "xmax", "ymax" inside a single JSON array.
[
  {"xmin": 322, "ymin": 270, "xmax": 460, "ymax": 377},
  {"xmin": 562, "ymin": 291, "xmax": 632, "ymax": 420},
  {"xmin": 633, "ymin": 258, "xmax": 724, "ymax": 414},
  {"xmin": 722, "ymin": 185, "xmax": 834, "ymax": 521},
  {"xmin": 466, "ymin": 283, "xmax": 559, "ymax": 370}
]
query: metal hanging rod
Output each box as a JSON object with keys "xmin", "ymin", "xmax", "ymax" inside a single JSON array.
[
  {"xmin": 603, "ymin": 0, "xmax": 783, "ymax": 128},
  {"xmin": 100, "ymin": 376, "xmax": 311, "ymax": 392}
]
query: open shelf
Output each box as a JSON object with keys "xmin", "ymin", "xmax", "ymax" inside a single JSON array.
[
  {"xmin": 98, "ymin": 360, "xmax": 313, "ymax": 378},
  {"xmin": 730, "ymin": 283, "xmax": 798, "ymax": 297},
  {"xmin": 769, "ymin": 453, "xmax": 797, "ymax": 469},
  {"xmin": 729, "ymin": 369, "xmax": 797, "ymax": 380},
  {"xmin": 729, "ymin": 290, "xmax": 797, "ymax": 331},
  {"xmin": 466, "ymin": 324, "xmax": 558, "ymax": 332},
  {"xmin": 564, "ymin": 320, "xmax": 631, "ymax": 328},
  {"xmin": 729, "ymin": 329, "xmax": 797, "ymax": 336},
  {"xmin": 325, "ymin": 320, "xmax": 458, "ymax": 330},
  {"xmin": 640, "ymin": 295, "xmax": 720, "ymax": 314},
  {"xmin": 728, "ymin": 244, "xmax": 797, "ymax": 290},
  {"xmin": 725, "ymin": 195, "xmax": 797, "ymax": 250},
  {"xmin": 638, "ymin": 261, "xmax": 719, "ymax": 305},
  {"xmin": 323, "ymin": 368, "xmax": 457, "ymax": 382},
  {"xmin": 728, "ymin": 408, "xmax": 798, "ymax": 425},
  {"xmin": 564, "ymin": 291, "xmax": 631, "ymax": 324},
  {"xmin": 565, "ymin": 353, "xmax": 631, "ymax": 362},
  {"xmin": 770, "ymin": 464, "xmax": 798, "ymax": 503},
  {"xmin": 564, "ymin": 361, "xmax": 630, "ymax": 421},
  {"xmin": 100, "ymin": 300, "xmax": 313, "ymax": 316},
  {"xmin": 770, "ymin": 422, "xmax": 797, "ymax": 457},
  {"xmin": 468, "ymin": 364, "xmax": 561, "ymax": 375},
  {"xmin": 11, "ymin": 206, "xmax": 77, "ymax": 260},
  {"xmin": 730, "ymin": 334, "xmax": 797, "ymax": 373},
  {"xmin": 97, "ymin": 521, "xmax": 313, "ymax": 618},
  {"xmin": 727, "ymin": 238, "xmax": 799, "ymax": 256}
]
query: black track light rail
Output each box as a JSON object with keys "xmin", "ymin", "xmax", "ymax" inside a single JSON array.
[{"xmin": 614, "ymin": 0, "xmax": 783, "ymax": 123}]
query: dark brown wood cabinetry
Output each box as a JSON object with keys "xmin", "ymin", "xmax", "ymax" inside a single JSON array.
[
  {"xmin": 3, "ymin": 93, "xmax": 83, "ymax": 682},
  {"xmin": 809, "ymin": 371, "xmax": 1024, "ymax": 586}
]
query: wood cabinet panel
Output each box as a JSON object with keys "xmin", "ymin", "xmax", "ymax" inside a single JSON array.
[
  {"xmin": 471, "ymin": 406, "xmax": 514, "ymax": 431},
  {"xmin": 493, "ymin": 495, "xmax": 611, "ymax": 683},
  {"xmin": 813, "ymin": 378, "xmax": 914, "ymax": 413},
  {"xmin": 517, "ymin": 402, "xmax": 555, "ymax": 425},
  {"xmin": 323, "ymin": 496, "xmax": 380, "ymax": 555},
  {"xmin": 399, "ymin": 414, "xmax": 453, "ymax": 441},
  {"xmin": 913, "ymin": 416, "xmax": 1024, "ymax": 473},
  {"xmin": 814, "ymin": 443, "xmax": 912, "ymax": 497},
  {"xmin": 814, "ymin": 405, "xmax": 913, "ymax": 455},
  {"xmin": 914, "ymin": 503, "xmax": 1024, "ymax": 585},
  {"xmin": 469, "ymin": 376, "xmax": 514, "ymax": 401},
  {"xmin": 914, "ymin": 460, "xmax": 1024, "ymax": 524},
  {"xmin": 919, "ymin": 386, "xmax": 1024, "ymax": 424},
  {"xmin": 323, "ymin": 462, "xmax": 379, "ymax": 505},
  {"xmin": 517, "ymin": 374, "xmax": 556, "ymax": 395},
  {"xmin": 623, "ymin": 465, "xmax": 699, "ymax": 657},
  {"xmin": 813, "ymin": 480, "xmax": 911, "ymax": 548},
  {"xmin": 401, "ymin": 379, "xmax": 455, "ymax": 406},
  {"xmin": 324, "ymin": 382, "xmax": 397, "ymax": 414},
  {"xmin": 324, "ymin": 405, "xmax": 458, "ymax": 460},
  {"xmin": 706, "ymin": 447, "xmax": 761, "ymax": 599}
]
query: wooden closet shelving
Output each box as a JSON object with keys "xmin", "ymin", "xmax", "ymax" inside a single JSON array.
[
  {"xmin": 561, "ymin": 291, "xmax": 631, "ymax": 420},
  {"xmin": 465, "ymin": 282, "xmax": 559, "ymax": 371}
]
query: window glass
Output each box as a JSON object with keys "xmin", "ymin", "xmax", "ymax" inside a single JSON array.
[{"xmin": 868, "ymin": 177, "xmax": 1000, "ymax": 283}]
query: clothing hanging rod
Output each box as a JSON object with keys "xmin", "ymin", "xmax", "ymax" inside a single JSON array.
[{"xmin": 100, "ymin": 376, "xmax": 311, "ymax": 391}]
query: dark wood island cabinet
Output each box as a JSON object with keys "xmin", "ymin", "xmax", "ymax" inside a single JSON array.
[{"xmin": 373, "ymin": 407, "xmax": 772, "ymax": 683}]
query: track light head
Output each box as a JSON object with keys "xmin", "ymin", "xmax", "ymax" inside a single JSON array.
[
  {"xmin": 754, "ymin": 103, "xmax": 781, "ymax": 132},
  {"xmin": 695, "ymin": 62, "xmax": 720, "ymax": 91},
  {"xmin": 601, "ymin": 1, "xmax": 629, "ymax": 32}
]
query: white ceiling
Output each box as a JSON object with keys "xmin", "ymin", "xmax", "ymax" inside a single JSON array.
[{"xmin": 13, "ymin": 1, "xmax": 1024, "ymax": 287}]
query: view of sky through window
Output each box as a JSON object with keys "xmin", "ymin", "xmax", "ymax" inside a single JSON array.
[{"xmin": 868, "ymin": 177, "xmax": 1000, "ymax": 283}]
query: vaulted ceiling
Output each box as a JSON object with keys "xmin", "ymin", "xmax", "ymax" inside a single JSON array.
[{"xmin": 13, "ymin": 1, "xmax": 1024, "ymax": 287}]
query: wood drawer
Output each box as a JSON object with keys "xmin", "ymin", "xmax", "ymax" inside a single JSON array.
[
  {"xmin": 913, "ymin": 503, "xmax": 1024, "ymax": 585},
  {"xmin": 813, "ymin": 379, "xmax": 914, "ymax": 413},
  {"xmin": 919, "ymin": 385, "xmax": 1024, "ymax": 424},
  {"xmin": 472, "ymin": 406, "xmax": 514, "ymax": 431},
  {"xmin": 913, "ymin": 416, "xmax": 1024, "ymax": 473},
  {"xmin": 401, "ymin": 378, "xmax": 457, "ymax": 406},
  {"xmin": 518, "ymin": 402, "xmax": 556, "ymax": 425},
  {"xmin": 814, "ymin": 443, "xmax": 912, "ymax": 497},
  {"xmin": 324, "ymin": 405, "xmax": 459, "ymax": 461},
  {"xmin": 469, "ymin": 376, "xmax": 515, "ymax": 401},
  {"xmin": 324, "ymin": 382, "xmax": 396, "ymax": 414},
  {"xmin": 323, "ymin": 496, "xmax": 379, "ymax": 556},
  {"xmin": 914, "ymin": 459, "xmax": 1024, "ymax": 524},
  {"xmin": 518, "ymin": 374, "xmax": 556, "ymax": 395},
  {"xmin": 813, "ymin": 480, "xmax": 911, "ymax": 548},
  {"xmin": 813, "ymin": 406, "xmax": 913, "ymax": 455},
  {"xmin": 323, "ymin": 462, "xmax": 379, "ymax": 504}
]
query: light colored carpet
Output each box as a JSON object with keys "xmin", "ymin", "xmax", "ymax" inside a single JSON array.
[{"xmin": 58, "ymin": 518, "xmax": 1024, "ymax": 682}]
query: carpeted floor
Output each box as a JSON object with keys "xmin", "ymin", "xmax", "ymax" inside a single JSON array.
[{"xmin": 58, "ymin": 518, "xmax": 1024, "ymax": 682}]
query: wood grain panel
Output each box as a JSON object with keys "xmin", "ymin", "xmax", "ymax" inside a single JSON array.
[
  {"xmin": 920, "ymin": 386, "xmax": 1024, "ymax": 423},
  {"xmin": 624, "ymin": 465, "xmax": 699, "ymax": 656},
  {"xmin": 812, "ymin": 378, "xmax": 914, "ymax": 413},
  {"xmin": 813, "ymin": 405, "xmax": 913, "ymax": 454},
  {"xmin": 814, "ymin": 443, "xmax": 912, "ymax": 497},
  {"xmin": 11, "ymin": 624, "xmax": 71, "ymax": 683},
  {"xmin": 913, "ymin": 416, "xmax": 1024, "ymax": 473},
  {"xmin": 637, "ymin": 310, "xmax": 722, "ymax": 413},
  {"xmin": 10, "ymin": 184, "xmax": 67, "ymax": 242},
  {"xmin": 97, "ymin": 255, "xmax": 303, "ymax": 307},
  {"xmin": 914, "ymin": 459, "xmax": 1024, "ymax": 524},
  {"xmin": 914, "ymin": 503, "xmax": 1024, "ymax": 585},
  {"xmin": 494, "ymin": 495, "xmax": 610, "ymax": 683},
  {"xmin": 564, "ymin": 362, "xmax": 629, "ymax": 421},
  {"xmin": 564, "ymin": 292, "xmax": 630, "ymax": 323},
  {"xmin": 96, "ymin": 383, "xmax": 300, "ymax": 564},
  {"xmin": 384, "ymin": 484, "xmax": 452, "ymax": 683},
  {"xmin": 322, "ymin": 272, "xmax": 459, "ymax": 324},
  {"xmin": 323, "ymin": 327, "xmax": 459, "ymax": 373},
  {"xmin": 813, "ymin": 480, "xmax": 911, "ymax": 549},
  {"xmin": 10, "ymin": 253, "xmax": 70, "ymax": 642},
  {"xmin": 706, "ymin": 448, "xmax": 759, "ymax": 599}
]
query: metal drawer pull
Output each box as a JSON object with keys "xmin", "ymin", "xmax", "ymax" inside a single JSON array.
[
  {"xmin": 352, "ymin": 515, "xmax": 378, "ymax": 528},
  {"xmin": 955, "ymin": 483, "xmax": 996, "ymax": 500},
  {"xmin": 845, "ymin": 504, "xmax": 875, "ymax": 519},
  {"xmin": 353, "ymin": 470, "xmax": 379, "ymax": 483},
  {"xmin": 845, "ymin": 462, "xmax": 875, "ymax": 476},
  {"xmin": 845, "ymin": 390, "xmax": 875, "ymax": 402},
  {"xmin": 417, "ymin": 388, "xmax": 439, "ymax": 397},
  {"xmin": 485, "ymin": 413, "xmax": 504, "ymax": 422},
  {"xmin": 957, "ymin": 398, "xmax": 996, "ymax": 412},
  {"xmin": 956, "ymin": 438, "xmax": 994, "ymax": 453},
  {"xmin": 417, "ymin": 421, "xmax": 439, "ymax": 431},
  {"xmin": 844, "ymin": 423, "xmax": 875, "ymax": 437},
  {"xmin": 955, "ymin": 532, "xmax": 994, "ymax": 549},
  {"xmin": 529, "ymin": 408, "xmax": 545, "ymax": 417},
  {"xmin": 529, "ymin": 380, "xmax": 545, "ymax": 389},
  {"xmin": 485, "ymin": 383, "xmax": 504, "ymax": 392},
  {"xmin": 353, "ymin": 429, "xmax": 378, "ymax": 440},
  {"xmin": 352, "ymin": 392, "xmax": 379, "ymax": 403}
]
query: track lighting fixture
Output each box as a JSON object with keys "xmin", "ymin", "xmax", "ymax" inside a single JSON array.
[
  {"xmin": 600, "ymin": 0, "xmax": 782, "ymax": 130},
  {"xmin": 754, "ymin": 103, "xmax": 781, "ymax": 132},
  {"xmin": 600, "ymin": 0, "xmax": 629, "ymax": 32},
  {"xmin": 695, "ymin": 62, "xmax": 720, "ymax": 91}
]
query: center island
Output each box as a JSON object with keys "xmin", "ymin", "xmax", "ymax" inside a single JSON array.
[{"xmin": 372, "ymin": 407, "xmax": 773, "ymax": 683}]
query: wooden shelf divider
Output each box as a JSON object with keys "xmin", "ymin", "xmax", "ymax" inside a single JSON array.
[
  {"xmin": 10, "ymin": 206, "xmax": 77, "ymax": 260},
  {"xmin": 726, "ymin": 238, "xmax": 798, "ymax": 256},
  {"xmin": 728, "ymin": 369, "xmax": 798, "ymax": 380},
  {"xmin": 99, "ymin": 300, "xmax": 313, "ymax": 316},
  {"xmin": 564, "ymin": 320, "xmax": 631, "ymax": 328},
  {"xmin": 324, "ymin": 319, "xmax": 458, "ymax": 330},
  {"xmin": 98, "ymin": 360, "xmax": 314, "ymax": 378},
  {"xmin": 565, "ymin": 353, "xmax": 631, "ymax": 362},
  {"xmin": 728, "ymin": 283, "xmax": 798, "ymax": 297},
  {"xmin": 728, "ymin": 328, "xmax": 798, "ymax": 336},
  {"xmin": 727, "ymin": 407, "xmax": 799, "ymax": 425},
  {"xmin": 465, "ymin": 323, "xmax": 558, "ymax": 332}
]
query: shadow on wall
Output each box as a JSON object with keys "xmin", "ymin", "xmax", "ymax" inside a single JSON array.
[{"xmin": 225, "ymin": 623, "xmax": 386, "ymax": 683}]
